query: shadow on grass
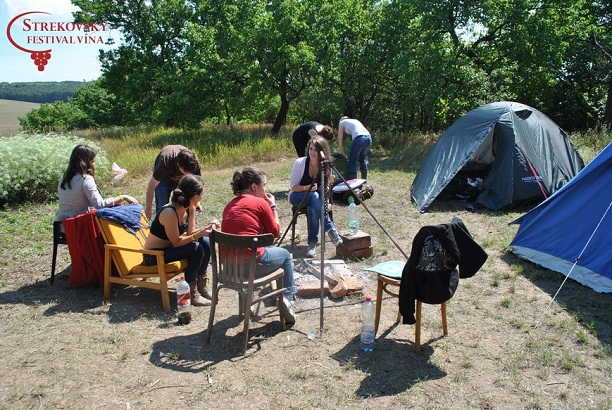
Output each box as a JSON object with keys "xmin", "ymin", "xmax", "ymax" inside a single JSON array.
[
  {"xmin": 0, "ymin": 266, "xmax": 182, "ymax": 323},
  {"xmin": 0, "ymin": 266, "xmax": 106, "ymax": 313},
  {"xmin": 149, "ymin": 313, "xmax": 289, "ymax": 372},
  {"xmin": 331, "ymin": 330, "xmax": 446, "ymax": 397},
  {"xmin": 502, "ymin": 252, "xmax": 612, "ymax": 349}
]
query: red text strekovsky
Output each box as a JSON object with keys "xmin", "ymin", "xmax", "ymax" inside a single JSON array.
[{"xmin": 21, "ymin": 19, "xmax": 108, "ymax": 45}]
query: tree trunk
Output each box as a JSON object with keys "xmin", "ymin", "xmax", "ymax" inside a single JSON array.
[{"xmin": 272, "ymin": 83, "xmax": 289, "ymax": 134}]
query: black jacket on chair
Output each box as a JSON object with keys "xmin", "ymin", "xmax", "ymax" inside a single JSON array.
[{"xmin": 399, "ymin": 219, "xmax": 488, "ymax": 324}]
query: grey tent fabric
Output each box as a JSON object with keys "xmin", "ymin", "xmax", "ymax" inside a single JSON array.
[{"xmin": 411, "ymin": 102, "xmax": 584, "ymax": 212}]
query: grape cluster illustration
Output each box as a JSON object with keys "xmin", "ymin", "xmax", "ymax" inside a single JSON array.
[{"xmin": 30, "ymin": 51, "xmax": 52, "ymax": 72}]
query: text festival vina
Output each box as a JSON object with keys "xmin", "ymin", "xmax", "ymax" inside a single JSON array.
[{"xmin": 21, "ymin": 18, "xmax": 108, "ymax": 45}]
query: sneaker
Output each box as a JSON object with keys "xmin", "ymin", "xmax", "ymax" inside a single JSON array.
[
  {"xmin": 279, "ymin": 296, "xmax": 297, "ymax": 324},
  {"xmin": 306, "ymin": 244, "xmax": 316, "ymax": 258},
  {"xmin": 327, "ymin": 228, "xmax": 343, "ymax": 246}
]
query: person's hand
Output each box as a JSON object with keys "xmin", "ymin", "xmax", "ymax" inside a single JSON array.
[
  {"xmin": 207, "ymin": 219, "xmax": 220, "ymax": 231},
  {"xmin": 265, "ymin": 192, "xmax": 276, "ymax": 205},
  {"xmin": 195, "ymin": 201, "xmax": 202, "ymax": 213},
  {"xmin": 310, "ymin": 183, "xmax": 318, "ymax": 191},
  {"xmin": 122, "ymin": 195, "xmax": 138, "ymax": 204}
]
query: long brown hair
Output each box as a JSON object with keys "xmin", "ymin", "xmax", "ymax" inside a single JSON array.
[
  {"xmin": 60, "ymin": 144, "xmax": 97, "ymax": 190},
  {"xmin": 308, "ymin": 136, "xmax": 333, "ymax": 189}
]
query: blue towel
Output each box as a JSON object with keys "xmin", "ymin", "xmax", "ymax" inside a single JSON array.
[{"xmin": 96, "ymin": 204, "xmax": 144, "ymax": 235}]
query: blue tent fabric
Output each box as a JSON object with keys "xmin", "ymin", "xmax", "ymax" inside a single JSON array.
[{"xmin": 509, "ymin": 143, "xmax": 612, "ymax": 293}]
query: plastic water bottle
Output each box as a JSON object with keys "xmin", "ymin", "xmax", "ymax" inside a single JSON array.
[
  {"xmin": 348, "ymin": 196, "xmax": 359, "ymax": 235},
  {"xmin": 176, "ymin": 274, "xmax": 192, "ymax": 325},
  {"xmin": 360, "ymin": 296, "xmax": 375, "ymax": 352}
]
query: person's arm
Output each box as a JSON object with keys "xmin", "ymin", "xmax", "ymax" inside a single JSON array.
[
  {"xmin": 117, "ymin": 194, "xmax": 138, "ymax": 205},
  {"xmin": 262, "ymin": 194, "xmax": 281, "ymax": 237},
  {"xmin": 289, "ymin": 158, "xmax": 314, "ymax": 192},
  {"xmin": 191, "ymin": 218, "xmax": 220, "ymax": 238},
  {"xmin": 82, "ymin": 175, "xmax": 114, "ymax": 209},
  {"xmin": 337, "ymin": 123, "xmax": 346, "ymax": 157},
  {"xmin": 145, "ymin": 177, "xmax": 160, "ymax": 219},
  {"xmin": 186, "ymin": 204, "xmax": 197, "ymax": 234}
]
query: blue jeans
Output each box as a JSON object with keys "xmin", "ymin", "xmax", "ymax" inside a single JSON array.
[
  {"xmin": 142, "ymin": 237, "xmax": 211, "ymax": 283},
  {"xmin": 252, "ymin": 246, "xmax": 297, "ymax": 300},
  {"xmin": 155, "ymin": 178, "xmax": 177, "ymax": 216},
  {"xmin": 348, "ymin": 135, "xmax": 372, "ymax": 175},
  {"xmin": 290, "ymin": 190, "xmax": 334, "ymax": 247}
]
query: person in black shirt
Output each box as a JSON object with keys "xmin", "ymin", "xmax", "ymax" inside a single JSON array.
[{"xmin": 292, "ymin": 121, "xmax": 333, "ymax": 157}]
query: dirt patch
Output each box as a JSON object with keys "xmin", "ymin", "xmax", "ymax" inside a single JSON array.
[{"xmin": 0, "ymin": 158, "xmax": 610, "ymax": 409}]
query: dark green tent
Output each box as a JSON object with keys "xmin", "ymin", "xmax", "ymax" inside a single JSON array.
[{"xmin": 412, "ymin": 101, "xmax": 584, "ymax": 212}]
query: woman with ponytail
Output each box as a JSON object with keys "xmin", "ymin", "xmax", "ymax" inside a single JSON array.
[{"xmin": 143, "ymin": 174, "xmax": 219, "ymax": 306}]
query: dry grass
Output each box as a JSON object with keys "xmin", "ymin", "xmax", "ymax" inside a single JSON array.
[
  {"xmin": 0, "ymin": 99, "xmax": 40, "ymax": 136},
  {"xmin": 0, "ymin": 156, "xmax": 610, "ymax": 409}
]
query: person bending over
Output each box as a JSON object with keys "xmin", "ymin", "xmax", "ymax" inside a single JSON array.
[
  {"xmin": 145, "ymin": 145, "xmax": 201, "ymax": 219},
  {"xmin": 292, "ymin": 121, "xmax": 333, "ymax": 157},
  {"xmin": 337, "ymin": 116, "xmax": 372, "ymax": 180}
]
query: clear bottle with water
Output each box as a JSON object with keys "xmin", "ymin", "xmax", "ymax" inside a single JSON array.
[
  {"xmin": 360, "ymin": 296, "xmax": 375, "ymax": 352},
  {"xmin": 176, "ymin": 274, "xmax": 192, "ymax": 325},
  {"xmin": 348, "ymin": 196, "xmax": 359, "ymax": 235}
]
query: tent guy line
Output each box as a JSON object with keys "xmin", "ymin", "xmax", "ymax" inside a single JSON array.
[{"xmin": 533, "ymin": 201, "xmax": 610, "ymax": 330}]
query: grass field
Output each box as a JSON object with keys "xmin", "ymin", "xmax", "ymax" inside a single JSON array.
[
  {"xmin": 0, "ymin": 99, "xmax": 39, "ymax": 136},
  {"xmin": 0, "ymin": 126, "xmax": 610, "ymax": 409}
]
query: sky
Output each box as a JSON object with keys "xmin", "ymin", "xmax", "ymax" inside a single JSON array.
[{"xmin": 1, "ymin": 0, "xmax": 121, "ymax": 83}]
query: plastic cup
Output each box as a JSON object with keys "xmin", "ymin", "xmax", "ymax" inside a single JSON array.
[{"xmin": 306, "ymin": 317, "xmax": 317, "ymax": 340}]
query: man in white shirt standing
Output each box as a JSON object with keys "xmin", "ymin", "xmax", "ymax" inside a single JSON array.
[{"xmin": 337, "ymin": 116, "xmax": 372, "ymax": 180}]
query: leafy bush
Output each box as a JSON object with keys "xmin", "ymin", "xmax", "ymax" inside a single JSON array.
[
  {"xmin": 19, "ymin": 101, "xmax": 90, "ymax": 132},
  {"xmin": 0, "ymin": 133, "xmax": 110, "ymax": 205}
]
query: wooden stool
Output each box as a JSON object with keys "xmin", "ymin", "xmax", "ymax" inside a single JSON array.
[
  {"xmin": 415, "ymin": 300, "xmax": 448, "ymax": 352},
  {"xmin": 373, "ymin": 274, "xmax": 448, "ymax": 351},
  {"xmin": 374, "ymin": 274, "xmax": 402, "ymax": 336},
  {"xmin": 289, "ymin": 203, "xmax": 333, "ymax": 250}
]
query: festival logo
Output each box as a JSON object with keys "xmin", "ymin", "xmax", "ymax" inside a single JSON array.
[{"xmin": 6, "ymin": 11, "xmax": 108, "ymax": 72}]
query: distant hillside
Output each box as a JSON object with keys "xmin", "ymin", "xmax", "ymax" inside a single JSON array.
[
  {"xmin": 0, "ymin": 81, "xmax": 90, "ymax": 104},
  {"xmin": 0, "ymin": 99, "xmax": 40, "ymax": 136}
]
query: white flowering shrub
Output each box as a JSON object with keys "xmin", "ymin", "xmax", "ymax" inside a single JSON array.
[{"xmin": 0, "ymin": 133, "xmax": 110, "ymax": 205}]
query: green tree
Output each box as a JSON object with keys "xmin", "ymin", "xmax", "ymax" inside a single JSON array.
[
  {"xmin": 69, "ymin": 80, "xmax": 119, "ymax": 127},
  {"xmin": 73, "ymin": 0, "xmax": 203, "ymax": 127},
  {"xmin": 249, "ymin": 0, "xmax": 326, "ymax": 133}
]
